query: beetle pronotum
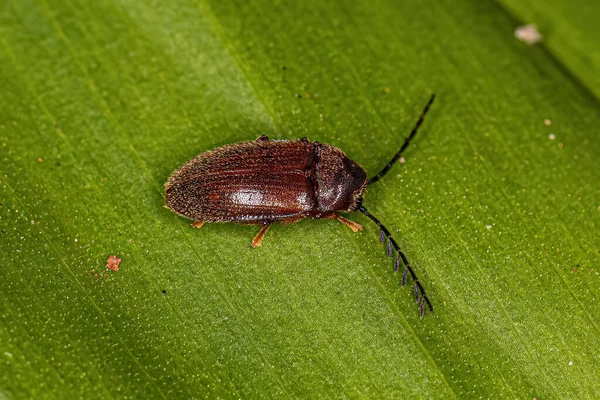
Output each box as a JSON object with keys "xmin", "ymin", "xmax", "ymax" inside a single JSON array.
[{"xmin": 165, "ymin": 95, "xmax": 435, "ymax": 317}]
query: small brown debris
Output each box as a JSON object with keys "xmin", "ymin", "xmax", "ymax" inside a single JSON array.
[
  {"xmin": 106, "ymin": 255, "xmax": 121, "ymax": 272},
  {"xmin": 38, "ymin": 158, "xmax": 43, "ymax": 162},
  {"xmin": 515, "ymin": 24, "xmax": 543, "ymax": 45},
  {"xmin": 544, "ymin": 119, "xmax": 551, "ymax": 126},
  {"xmin": 384, "ymin": 87, "xmax": 390, "ymax": 93}
]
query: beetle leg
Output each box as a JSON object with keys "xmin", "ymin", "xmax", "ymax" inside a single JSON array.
[
  {"xmin": 191, "ymin": 220, "xmax": 205, "ymax": 229},
  {"xmin": 251, "ymin": 223, "xmax": 271, "ymax": 248},
  {"xmin": 256, "ymin": 134, "xmax": 269, "ymax": 142},
  {"xmin": 336, "ymin": 215, "xmax": 364, "ymax": 233}
]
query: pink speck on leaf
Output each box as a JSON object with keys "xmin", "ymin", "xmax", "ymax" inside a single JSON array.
[
  {"xmin": 106, "ymin": 255, "xmax": 121, "ymax": 272},
  {"xmin": 515, "ymin": 24, "xmax": 543, "ymax": 45}
]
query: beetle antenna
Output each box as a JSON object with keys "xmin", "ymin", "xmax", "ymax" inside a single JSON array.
[
  {"xmin": 358, "ymin": 205, "xmax": 433, "ymax": 318},
  {"xmin": 368, "ymin": 94, "xmax": 435, "ymax": 185}
]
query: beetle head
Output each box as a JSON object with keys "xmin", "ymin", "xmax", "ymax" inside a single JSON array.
[{"xmin": 315, "ymin": 144, "xmax": 368, "ymax": 213}]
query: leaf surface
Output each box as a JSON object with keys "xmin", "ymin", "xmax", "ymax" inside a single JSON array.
[{"xmin": 1, "ymin": 0, "xmax": 599, "ymax": 398}]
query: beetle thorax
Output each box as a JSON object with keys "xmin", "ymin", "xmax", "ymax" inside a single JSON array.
[{"xmin": 312, "ymin": 143, "xmax": 368, "ymax": 216}]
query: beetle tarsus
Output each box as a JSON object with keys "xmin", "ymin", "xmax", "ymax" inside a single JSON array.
[
  {"xmin": 336, "ymin": 215, "xmax": 363, "ymax": 232},
  {"xmin": 251, "ymin": 223, "xmax": 271, "ymax": 248},
  {"xmin": 368, "ymin": 94, "xmax": 435, "ymax": 185},
  {"xmin": 191, "ymin": 220, "xmax": 205, "ymax": 229}
]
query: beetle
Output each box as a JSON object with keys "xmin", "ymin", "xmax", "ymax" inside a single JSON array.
[{"xmin": 165, "ymin": 95, "xmax": 435, "ymax": 317}]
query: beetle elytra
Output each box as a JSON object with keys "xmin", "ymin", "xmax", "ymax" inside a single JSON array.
[{"xmin": 165, "ymin": 95, "xmax": 435, "ymax": 317}]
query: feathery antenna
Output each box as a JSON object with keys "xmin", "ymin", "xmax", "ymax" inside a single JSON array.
[{"xmin": 358, "ymin": 205, "xmax": 433, "ymax": 318}]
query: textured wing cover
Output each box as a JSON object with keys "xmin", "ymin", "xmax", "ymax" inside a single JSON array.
[{"xmin": 165, "ymin": 140, "xmax": 315, "ymax": 222}]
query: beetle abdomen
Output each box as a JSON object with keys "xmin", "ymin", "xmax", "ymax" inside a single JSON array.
[{"xmin": 165, "ymin": 140, "xmax": 316, "ymax": 222}]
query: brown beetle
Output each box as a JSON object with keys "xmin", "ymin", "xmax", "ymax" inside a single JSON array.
[{"xmin": 165, "ymin": 95, "xmax": 435, "ymax": 317}]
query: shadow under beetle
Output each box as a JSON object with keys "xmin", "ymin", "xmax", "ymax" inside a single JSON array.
[{"xmin": 165, "ymin": 95, "xmax": 435, "ymax": 318}]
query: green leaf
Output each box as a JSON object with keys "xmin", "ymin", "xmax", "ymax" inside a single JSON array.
[{"xmin": 1, "ymin": 0, "xmax": 599, "ymax": 398}]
